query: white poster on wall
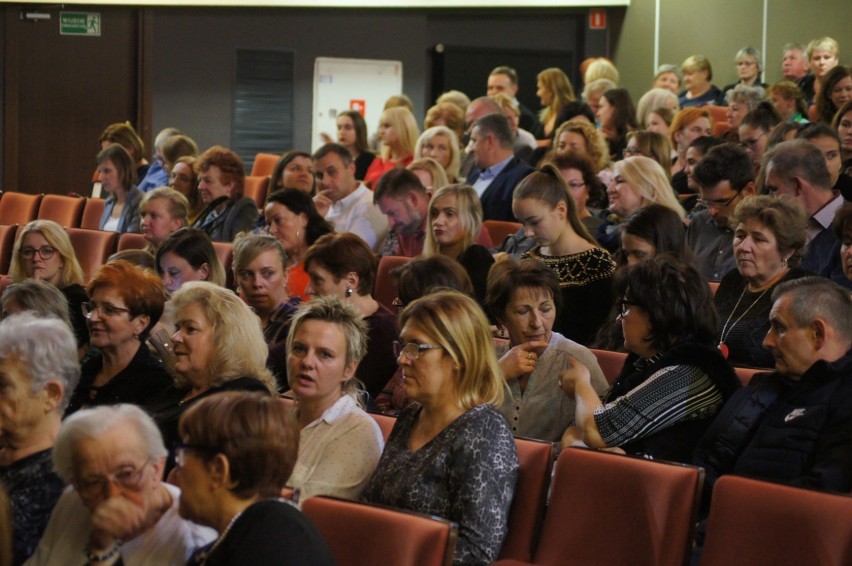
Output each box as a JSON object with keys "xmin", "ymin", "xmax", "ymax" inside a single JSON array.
[{"xmin": 311, "ymin": 57, "xmax": 403, "ymax": 153}]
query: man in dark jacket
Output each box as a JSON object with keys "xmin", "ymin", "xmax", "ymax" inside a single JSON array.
[{"xmin": 695, "ymin": 276, "xmax": 852, "ymax": 499}]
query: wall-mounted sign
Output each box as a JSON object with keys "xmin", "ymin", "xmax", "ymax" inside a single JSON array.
[
  {"xmin": 60, "ymin": 12, "xmax": 101, "ymax": 36},
  {"xmin": 589, "ymin": 9, "xmax": 607, "ymax": 30}
]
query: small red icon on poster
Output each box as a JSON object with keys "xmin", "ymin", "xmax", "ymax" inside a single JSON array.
[
  {"xmin": 350, "ymin": 100, "xmax": 366, "ymax": 115},
  {"xmin": 589, "ymin": 9, "xmax": 607, "ymax": 30}
]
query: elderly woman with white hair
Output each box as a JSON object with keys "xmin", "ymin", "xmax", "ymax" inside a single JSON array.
[
  {"xmin": 26, "ymin": 404, "xmax": 216, "ymax": 565},
  {"xmin": 720, "ymin": 46, "xmax": 768, "ymax": 103},
  {"xmin": 0, "ymin": 313, "xmax": 79, "ymax": 565}
]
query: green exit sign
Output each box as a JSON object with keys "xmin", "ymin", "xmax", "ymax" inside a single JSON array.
[{"xmin": 60, "ymin": 12, "xmax": 101, "ymax": 37}]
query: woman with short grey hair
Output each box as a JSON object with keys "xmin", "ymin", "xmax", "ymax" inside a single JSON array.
[{"xmin": 0, "ymin": 313, "xmax": 80, "ymax": 564}]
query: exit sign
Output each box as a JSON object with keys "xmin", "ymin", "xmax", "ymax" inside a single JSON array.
[
  {"xmin": 589, "ymin": 9, "xmax": 607, "ymax": 30},
  {"xmin": 60, "ymin": 12, "xmax": 101, "ymax": 37}
]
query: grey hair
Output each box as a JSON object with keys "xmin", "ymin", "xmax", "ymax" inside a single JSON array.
[
  {"xmin": 772, "ymin": 277, "xmax": 852, "ymax": 343},
  {"xmin": 286, "ymin": 295, "xmax": 368, "ymax": 399},
  {"xmin": 0, "ymin": 312, "xmax": 79, "ymax": 411},
  {"xmin": 654, "ymin": 64, "xmax": 683, "ymax": 82},
  {"xmin": 726, "ymin": 84, "xmax": 766, "ymax": 111},
  {"xmin": 582, "ymin": 78, "xmax": 617, "ymax": 102},
  {"xmin": 735, "ymin": 46, "xmax": 763, "ymax": 74},
  {"xmin": 53, "ymin": 404, "xmax": 167, "ymax": 483},
  {"xmin": 154, "ymin": 127, "xmax": 182, "ymax": 152},
  {"xmin": 1, "ymin": 279, "xmax": 72, "ymax": 327},
  {"xmin": 763, "ymin": 139, "xmax": 832, "ymax": 191}
]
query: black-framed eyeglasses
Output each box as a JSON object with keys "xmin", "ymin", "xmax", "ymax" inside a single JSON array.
[
  {"xmin": 81, "ymin": 301, "xmax": 132, "ymax": 319},
  {"xmin": 174, "ymin": 443, "xmax": 219, "ymax": 468},
  {"xmin": 393, "ymin": 340, "xmax": 443, "ymax": 361},
  {"xmin": 696, "ymin": 190, "xmax": 742, "ymax": 209},
  {"xmin": 19, "ymin": 245, "xmax": 56, "ymax": 260},
  {"xmin": 75, "ymin": 458, "xmax": 151, "ymax": 498},
  {"xmin": 566, "ymin": 181, "xmax": 587, "ymax": 190},
  {"xmin": 740, "ymin": 132, "xmax": 766, "ymax": 149}
]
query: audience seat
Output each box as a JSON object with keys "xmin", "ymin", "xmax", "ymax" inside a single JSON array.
[
  {"xmin": 700, "ymin": 475, "xmax": 852, "ymax": 566},
  {"xmin": 484, "ymin": 220, "xmax": 522, "ymax": 248},
  {"xmin": 590, "ymin": 348, "xmax": 628, "ymax": 385},
  {"xmin": 0, "ymin": 224, "xmax": 19, "ymax": 275},
  {"xmin": 0, "ymin": 192, "xmax": 42, "ymax": 226},
  {"xmin": 302, "ymin": 496, "xmax": 458, "ymax": 566},
  {"xmin": 243, "ymin": 175, "xmax": 270, "ymax": 210},
  {"xmin": 251, "ymin": 152, "xmax": 281, "ymax": 177},
  {"xmin": 495, "ymin": 447, "xmax": 703, "ymax": 566},
  {"xmin": 733, "ymin": 365, "xmax": 768, "ymax": 387},
  {"xmin": 212, "ymin": 241, "xmax": 234, "ymax": 289},
  {"xmin": 117, "ymin": 232, "xmax": 149, "ymax": 252},
  {"xmin": 708, "ymin": 281, "xmax": 720, "ymax": 296},
  {"xmin": 65, "ymin": 228, "xmax": 118, "ymax": 282},
  {"xmin": 369, "ymin": 412, "xmax": 397, "ymax": 442},
  {"xmin": 498, "ymin": 438, "xmax": 555, "ymax": 562},
  {"xmin": 374, "ymin": 255, "xmax": 408, "ymax": 311},
  {"xmin": 706, "ymin": 106, "xmax": 728, "ymax": 134},
  {"xmin": 36, "ymin": 194, "xmax": 86, "ymax": 228},
  {"xmin": 80, "ymin": 198, "xmax": 106, "ymax": 230}
]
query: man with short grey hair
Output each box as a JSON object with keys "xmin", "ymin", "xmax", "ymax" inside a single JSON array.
[
  {"xmin": 781, "ymin": 43, "xmax": 814, "ymax": 101},
  {"xmin": 763, "ymin": 139, "xmax": 849, "ymax": 288},
  {"xmin": 466, "ymin": 113, "xmax": 533, "ymax": 221}
]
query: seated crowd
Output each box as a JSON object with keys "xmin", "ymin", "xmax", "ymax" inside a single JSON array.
[{"xmin": 1, "ymin": 36, "xmax": 852, "ymax": 566}]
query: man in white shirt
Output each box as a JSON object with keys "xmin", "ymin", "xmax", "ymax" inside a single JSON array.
[{"xmin": 312, "ymin": 144, "xmax": 388, "ymax": 250}]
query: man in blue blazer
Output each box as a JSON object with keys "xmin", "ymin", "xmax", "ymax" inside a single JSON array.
[{"xmin": 466, "ymin": 113, "xmax": 533, "ymax": 222}]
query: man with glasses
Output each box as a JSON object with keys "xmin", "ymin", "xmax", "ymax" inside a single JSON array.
[
  {"xmin": 687, "ymin": 144, "xmax": 756, "ymax": 281},
  {"xmin": 28, "ymin": 404, "xmax": 215, "ymax": 565},
  {"xmin": 764, "ymin": 139, "xmax": 849, "ymax": 288}
]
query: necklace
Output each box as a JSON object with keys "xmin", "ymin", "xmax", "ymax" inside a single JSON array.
[
  {"xmin": 196, "ymin": 509, "xmax": 244, "ymax": 565},
  {"xmin": 717, "ymin": 283, "xmax": 770, "ymax": 358}
]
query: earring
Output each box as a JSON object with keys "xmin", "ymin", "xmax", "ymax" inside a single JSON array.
[
  {"xmin": 781, "ymin": 257, "xmax": 788, "ymax": 267},
  {"xmin": 296, "ymin": 230, "xmax": 300, "ymax": 238},
  {"xmin": 345, "ymin": 288, "xmax": 353, "ymax": 298}
]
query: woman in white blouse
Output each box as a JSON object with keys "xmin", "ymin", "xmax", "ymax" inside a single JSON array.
[{"xmin": 285, "ymin": 295, "xmax": 384, "ymax": 504}]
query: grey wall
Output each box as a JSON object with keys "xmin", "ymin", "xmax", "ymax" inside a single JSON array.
[
  {"xmin": 612, "ymin": 0, "xmax": 852, "ymax": 104},
  {"xmin": 149, "ymin": 8, "xmax": 598, "ymax": 153}
]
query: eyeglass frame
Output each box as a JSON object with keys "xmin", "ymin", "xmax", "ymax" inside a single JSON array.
[
  {"xmin": 74, "ymin": 458, "xmax": 152, "ymax": 498},
  {"xmin": 740, "ymin": 132, "xmax": 766, "ymax": 150},
  {"xmin": 81, "ymin": 301, "xmax": 133, "ymax": 319},
  {"xmin": 696, "ymin": 190, "xmax": 743, "ymax": 209},
  {"xmin": 622, "ymin": 146, "xmax": 645, "ymax": 158},
  {"xmin": 19, "ymin": 245, "xmax": 56, "ymax": 260},
  {"xmin": 393, "ymin": 340, "xmax": 443, "ymax": 360},
  {"xmin": 618, "ymin": 300, "xmax": 642, "ymax": 318},
  {"xmin": 173, "ymin": 443, "xmax": 219, "ymax": 468}
]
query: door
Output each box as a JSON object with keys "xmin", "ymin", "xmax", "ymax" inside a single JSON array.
[{"xmin": 3, "ymin": 5, "xmax": 142, "ymax": 195}]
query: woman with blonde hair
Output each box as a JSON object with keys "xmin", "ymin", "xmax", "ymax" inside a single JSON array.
[
  {"xmin": 623, "ymin": 130, "xmax": 673, "ymax": 177},
  {"xmin": 414, "ymin": 126, "xmax": 461, "ymax": 182},
  {"xmin": 536, "ymin": 67, "xmax": 577, "ymax": 142},
  {"xmin": 407, "ymin": 157, "xmax": 449, "ymax": 191},
  {"xmin": 423, "ymin": 102, "xmax": 465, "ymax": 144},
  {"xmin": 423, "ymin": 184, "xmax": 494, "ymax": 309},
  {"xmin": 679, "ymin": 55, "xmax": 721, "ymax": 107},
  {"xmin": 363, "ymin": 290, "xmax": 518, "ymax": 566},
  {"xmin": 514, "ymin": 165, "xmax": 615, "ymax": 345},
  {"xmin": 553, "ymin": 119, "xmax": 610, "ymax": 172},
  {"xmin": 9, "ymin": 220, "xmax": 88, "ymax": 351},
  {"xmin": 147, "ymin": 281, "xmax": 277, "ymax": 468},
  {"xmin": 598, "ymin": 156, "xmax": 686, "ymax": 252},
  {"xmin": 139, "ymin": 187, "xmax": 189, "ymax": 253},
  {"xmin": 491, "ymin": 92, "xmax": 537, "ymax": 158},
  {"xmin": 364, "ymin": 106, "xmax": 420, "ymax": 188}
]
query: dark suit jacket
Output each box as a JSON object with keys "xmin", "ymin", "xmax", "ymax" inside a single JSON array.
[
  {"xmin": 193, "ymin": 196, "xmax": 258, "ymax": 242},
  {"xmin": 466, "ymin": 156, "xmax": 534, "ymax": 222}
]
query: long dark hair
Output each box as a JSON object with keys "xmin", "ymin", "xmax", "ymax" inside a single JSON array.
[{"xmin": 266, "ymin": 189, "xmax": 333, "ymax": 246}]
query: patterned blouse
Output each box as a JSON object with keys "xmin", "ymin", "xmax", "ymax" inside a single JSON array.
[{"xmin": 362, "ymin": 403, "xmax": 518, "ymax": 565}]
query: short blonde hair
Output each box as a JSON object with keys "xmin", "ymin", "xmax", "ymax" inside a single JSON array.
[
  {"xmin": 613, "ymin": 156, "xmax": 686, "ymax": 219},
  {"xmin": 379, "ymin": 107, "xmax": 420, "ymax": 161},
  {"xmin": 681, "ymin": 54, "xmax": 713, "ymax": 81},
  {"xmin": 414, "ymin": 126, "xmax": 461, "ymax": 180},
  {"xmin": 139, "ymin": 187, "xmax": 189, "ymax": 227},
  {"xmin": 400, "ymin": 290, "xmax": 504, "ymax": 409},
  {"xmin": 10, "ymin": 220, "xmax": 85, "ymax": 287},
  {"xmin": 584, "ymin": 59, "xmax": 620, "ymax": 85},
  {"xmin": 424, "ymin": 103, "xmax": 465, "ymax": 142},
  {"xmin": 423, "ymin": 184, "xmax": 482, "ymax": 256},
  {"xmin": 170, "ymin": 281, "xmax": 276, "ymax": 390},
  {"xmin": 807, "ymin": 37, "xmax": 839, "ymax": 60}
]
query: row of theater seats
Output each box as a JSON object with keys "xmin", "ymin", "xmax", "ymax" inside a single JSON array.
[
  {"xmin": 0, "ymin": 223, "xmax": 234, "ymax": 287},
  {"xmin": 296, "ymin": 407, "xmax": 852, "ymax": 566}
]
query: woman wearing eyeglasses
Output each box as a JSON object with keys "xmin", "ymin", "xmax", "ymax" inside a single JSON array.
[
  {"xmin": 9, "ymin": 220, "xmax": 90, "ymax": 356},
  {"xmin": 285, "ymin": 296, "xmax": 384, "ymax": 504},
  {"xmin": 363, "ymin": 290, "xmax": 518, "ymax": 566},
  {"xmin": 175, "ymin": 392, "xmax": 334, "ymax": 566},
  {"xmin": 738, "ymin": 102, "xmax": 782, "ymax": 175},
  {"xmin": 560, "ymin": 256, "xmax": 740, "ymax": 463},
  {"xmin": 65, "ymin": 261, "xmax": 172, "ymax": 416}
]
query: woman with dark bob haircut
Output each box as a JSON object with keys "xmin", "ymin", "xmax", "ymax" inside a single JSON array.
[
  {"xmin": 303, "ymin": 233, "xmax": 398, "ymax": 400},
  {"xmin": 176, "ymin": 392, "xmax": 334, "ymax": 565},
  {"xmin": 264, "ymin": 189, "xmax": 334, "ymax": 300},
  {"xmin": 560, "ymin": 255, "xmax": 740, "ymax": 463},
  {"xmin": 487, "ymin": 257, "xmax": 608, "ymax": 442},
  {"xmin": 156, "ymin": 228, "xmax": 227, "ymax": 294},
  {"xmin": 597, "ymin": 87, "xmax": 638, "ymax": 161},
  {"xmin": 65, "ymin": 261, "xmax": 172, "ymax": 415}
]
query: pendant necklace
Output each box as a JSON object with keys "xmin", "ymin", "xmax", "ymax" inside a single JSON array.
[{"xmin": 718, "ymin": 283, "xmax": 770, "ymax": 359}]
